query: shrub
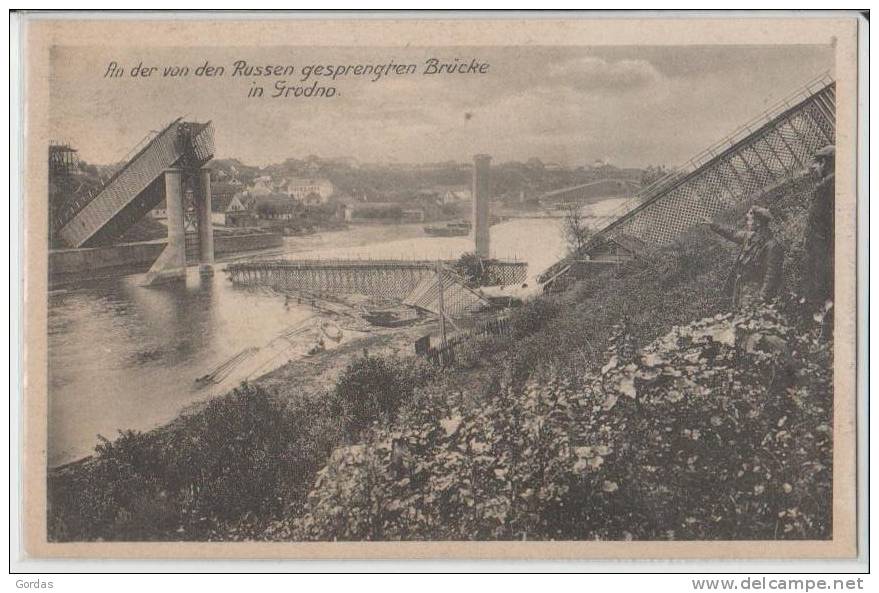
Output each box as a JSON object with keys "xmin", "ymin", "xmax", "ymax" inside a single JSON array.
[
  {"xmin": 562, "ymin": 203, "xmax": 592, "ymax": 255},
  {"xmin": 451, "ymin": 334, "xmax": 504, "ymax": 370},
  {"xmin": 161, "ymin": 384, "xmax": 302, "ymax": 536},
  {"xmin": 509, "ymin": 298, "xmax": 560, "ymax": 340},
  {"xmin": 452, "ymin": 252, "xmax": 492, "ymax": 288},
  {"xmin": 332, "ymin": 354, "xmax": 427, "ymax": 437},
  {"xmin": 48, "ymin": 430, "xmax": 168, "ymax": 541}
]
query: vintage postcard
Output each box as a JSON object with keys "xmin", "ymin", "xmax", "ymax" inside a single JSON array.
[{"xmin": 15, "ymin": 13, "xmax": 864, "ymax": 561}]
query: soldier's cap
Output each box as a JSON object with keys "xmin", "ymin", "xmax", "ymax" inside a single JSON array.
[
  {"xmin": 814, "ymin": 145, "xmax": 835, "ymax": 160},
  {"xmin": 748, "ymin": 206, "xmax": 774, "ymax": 224}
]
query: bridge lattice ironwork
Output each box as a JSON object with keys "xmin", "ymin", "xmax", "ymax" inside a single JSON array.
[
  {"xmin": 589, "ymin": 74, "xmax": 835, "ymax": 250},
  {"xmin": 56, "ymin": 119, "xmax": 215, "ymax": 248}
]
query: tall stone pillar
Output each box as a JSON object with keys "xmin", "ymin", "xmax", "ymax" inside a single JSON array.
[
  {"xmin": 143, "ymin": 168, "xmax": 186, "ymax": 284},
  {"xmin": 472, "ymin": 154, "xmax": 492, "ymax": 258},
  {"xmin": 197, "ymin": 168, "xmax": 215, "ymax": 275},
  {"xmin": 165, "ymin": 169, "xmax": 187, "ymax": 272}
]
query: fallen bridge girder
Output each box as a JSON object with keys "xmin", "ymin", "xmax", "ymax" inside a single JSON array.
[{"xmin": 595, "ymin": 80, "xmax": 836, "ymax": 250}]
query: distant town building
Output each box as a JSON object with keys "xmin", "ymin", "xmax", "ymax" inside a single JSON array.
[
  {"xmin": 281, "ymin": 177, "xmax": 335, "ymax": 203},
  {"xmin": 401, "ymin": 209, "xmax": 426, "ymax": 222},
  {"xmin": 149, "ymin": 180, "xmax": 241, "ymax": 222},
  {"xmin": 150, "ymin": 199, "xmax": 167, "ymax": 220},
  {"xmin": 416, "ymin": 186, "xmax": 472, "ymax": 205},
  {"xmin": 225, "ymin": 190, "xmax": 301, "ymax": 227},
  {"xmin": 211, "ymin": 182, "xmax": 241, "ymax": 214},
  {"xmin": 440, "ymin": 186, "xmax": 472, "ymax": 204},
  {"xmin": 249, "ymin": 175, "xmax": 275, "ymax": 196},
  {"xmin": 251, "ymin": 193, "xmax": 298, "ymax": 220},
  {"xmin": 224, "ymin": 192, "xmax": 257, "ymax": 227}
]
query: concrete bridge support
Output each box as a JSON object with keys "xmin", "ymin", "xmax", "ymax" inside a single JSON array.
[
  {"xmin": 472, "ymin": 154, "xmax": 491, "ymax": 258},
  {"xmin": 144, "ymin": 169, "xmax": 187, "ymax": 284},
  {"xmin": 143, "ymin": 167, "xmax": 214, "ymax": 284},
  {"xmin": 197, "ymin": 168, "xmax": 215, "ymax": 275}
]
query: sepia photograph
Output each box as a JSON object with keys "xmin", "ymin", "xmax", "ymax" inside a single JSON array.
[{"xmin": 13, "ymin": 14, "xmax": 865, "ymax": 562}]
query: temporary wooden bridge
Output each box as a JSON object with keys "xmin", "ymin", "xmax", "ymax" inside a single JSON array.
[{"xmin": 226, "ymin": 258, "xmax": 527, "ymax": 318}]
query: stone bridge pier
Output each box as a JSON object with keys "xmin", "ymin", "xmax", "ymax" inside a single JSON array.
[
  {"xmin": 144, "ymin": 167, "xmax": 214, "ymax": 284},
  {"xmin": 472, "ymin": 154, "xmax": 492, "ymax": 258}
]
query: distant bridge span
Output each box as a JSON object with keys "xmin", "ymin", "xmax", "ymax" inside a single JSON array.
[{"xmin": 538, "ymin": 178, "xmax": 641, "ymax": 205}]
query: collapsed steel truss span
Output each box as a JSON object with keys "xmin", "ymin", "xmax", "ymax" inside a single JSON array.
[
  {"xmin": 226, "ymin": 259, "xmax": 527, "ymax": 318},
  {"xmin": 56, "ymin": 119, "xmax": 215, "ymax": 248},
  {"xmin": 592, "ymin": 76, "xmax": 835, "ymax": 250}
]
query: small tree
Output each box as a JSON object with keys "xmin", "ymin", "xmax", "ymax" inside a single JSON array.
[
  {"xmin": 453, "ymin": 252, "xmax": 491, "ymax": 287},
  {"xmin": 562, "ymin": 204, "xmax": 592, "ymax": 255},
  {"xmin": 640, "ymin": 164, "xmax": 669, "ymax": 188}
]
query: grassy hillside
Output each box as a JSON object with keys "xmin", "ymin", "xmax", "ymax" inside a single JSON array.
[{"xmin": 48, "ymin": 175, "xmax": 833, "ymax": 542}]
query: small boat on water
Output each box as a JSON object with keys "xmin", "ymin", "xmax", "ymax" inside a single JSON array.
[
  {"xmin": 423, "ymin": 221, "xmax": 471, "ymax": 237},
  {"xmin": 320, "ymin": 320, "xmax": 343, "ymax": 342}
]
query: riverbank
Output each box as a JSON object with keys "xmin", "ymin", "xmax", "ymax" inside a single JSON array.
[
  {"xmin": 46, "ymin": 218, "xmax": 563, "ymax": 466},
  {"xmin": 51, "ymin": 288, "xmax": 439, "ymax": 474},
  {"xmin": 183, "ymin": 300, "xmax": 438, "ymax": 418}
]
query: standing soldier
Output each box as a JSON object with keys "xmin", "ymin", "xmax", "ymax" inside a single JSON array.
[
  {"xmin": 802, "ymin": 145, "xmax": 835, "ymax": 306},
  {"xmin": 705, "ymin": 206, "xmax": 785, "ymax": 309}
]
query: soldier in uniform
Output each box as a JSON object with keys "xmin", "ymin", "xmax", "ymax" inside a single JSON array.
[
  {"xmin": 705, "ymin": 206, "xmax": 785, "ymax": 309},
  {"xmin": 802, "ymin": 145, "xmax": 835, "ymax": 306}
]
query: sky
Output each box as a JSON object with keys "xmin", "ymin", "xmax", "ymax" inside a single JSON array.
[{"xmin": 49, "ymin": 45, "xmax": 833, "ymax": 168}]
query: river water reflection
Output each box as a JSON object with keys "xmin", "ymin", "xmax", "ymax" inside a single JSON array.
[{"xmin": 48, "ymin": 217, "xmax": 570, "ymax": 466}]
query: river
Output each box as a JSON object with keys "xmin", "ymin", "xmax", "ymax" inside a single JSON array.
[{"xmin": 49, "ymin": 211, "xmax": 623, "ymax": 467}]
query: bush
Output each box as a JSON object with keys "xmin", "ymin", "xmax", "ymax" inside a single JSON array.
[
  {"xmin": 161, "ymin": 384, "xmax": 302, "ymax": 534},
  {"xmin": 509, "ymin": 298, "xmax": 560, "ymax": 340},
  {"xmin": 48, "ymin": 430, "xmax": 168, "ymax": 541},
  {"xmin": 332, "ymin": 354, "xmax": 428, "ymax": 437},
  {"xmin": 451, "ymin": 335, "xmax": 505, "ymax": 370}
]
